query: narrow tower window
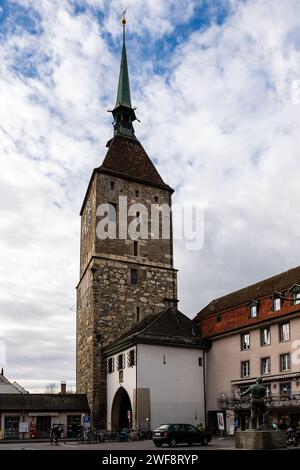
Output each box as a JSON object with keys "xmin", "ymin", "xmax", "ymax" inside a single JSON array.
[
  {"xmin": 135, "ymin": 306, "xmax": 140, "ymax": 322},
  {"xmin": 108, "ymin": 203, "xmax": 117, "ymax": 222},
  {"xmin": 133, "ymin": 241, "xmax": 138, "ymax": 256},
  {"xmin": 130, "ymin": 269, "xmax": 138, "ymax": 286}
]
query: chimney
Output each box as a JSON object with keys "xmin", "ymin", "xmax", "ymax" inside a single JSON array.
[{"xmin": 60, "ymin": 381, "xmax": 66, "ymax": 394}]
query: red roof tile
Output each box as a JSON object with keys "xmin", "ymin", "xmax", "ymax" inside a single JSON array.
[
  {"xmin": 100, "ymin": 135, "xmax": 172, "ymax": 191},
  {"xmin": 195, "ymin": 265, "xmax": 300, "ymax": 321}
]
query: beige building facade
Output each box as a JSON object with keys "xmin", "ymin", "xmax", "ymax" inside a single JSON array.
[{"xmin": 196, "ymin": 266, "xmax": 300, "ymax": 432}]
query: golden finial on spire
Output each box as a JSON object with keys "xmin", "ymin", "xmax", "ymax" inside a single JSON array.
[{"xmin": 121, "ymin": 8, "xmax": 127, "ymax": 26}]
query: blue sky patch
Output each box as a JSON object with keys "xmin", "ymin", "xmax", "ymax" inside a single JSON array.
[{"xmin": 0, "ymin": 2, "xmax": 43, "ymax": 39}]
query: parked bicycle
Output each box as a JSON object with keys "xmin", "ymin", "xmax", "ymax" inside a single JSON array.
[
  {"xmin": 286, "ymin": 427, "xmax": 300, "ymax": 446},
  {"xmin": 128, "ymin": 429, "xmax": 144, "ymax": 441}
]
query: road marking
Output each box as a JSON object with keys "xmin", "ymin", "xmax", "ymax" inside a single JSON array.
[{"xmin": 61, "ymin": 442, "xmax": 84, "ymax": 448}]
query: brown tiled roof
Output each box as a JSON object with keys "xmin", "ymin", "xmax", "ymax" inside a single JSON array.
[
  {"xmin": 104, "ymin": 307, "xmax": 210, "ymax": 354},
  {"xmin": 195, "ymin": 265, "xmax": 300, "ymax": 321},
  {"xmin": 120, "ymin": 307, "xmax": 200, "ymax": 340},
  {"xmin": 0, "ymin": 394, "xmax": 89, "ymax": 411},
  {"xmin": 100, "ymin": 135, "xmax": 172, "ymax": 191}
]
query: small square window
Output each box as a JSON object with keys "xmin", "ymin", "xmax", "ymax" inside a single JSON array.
[
  {"xmin": 110, "ymin": 182, "xmax": 115, "ymax": 190},
  {"xmin": 241, "ymin": 333, "xmax": 250, "ymax": 350},
  {"xmin": 135, "ymin": 190, "xmax": 139, "ymax": 197},
  {"xmin": 250, "ymin": 304, "xmax": 257, "ymax": 317},
  {"xmin": 294, "ymin": 292, "xmax": 300, "ymax": 305},
  {"xmin": 241, "ymin": 360, "xmax": 250, "ymax": 378},
  {"xmin": 127, "ymin": 349, "xmax": 136, "ymax": 367},
  {"xmin": 280, "ymin": 382, "xmax": 291, "ymax": 397},
  {"xmin": 198, "ymin": 357, "xmax": 203, "ymax": 367},
  {"xmin": 279, "ymin": 322, "xmax": 290, "ymax": 342},
  {"xmin": 130, "ymin": 269, "xmax": 138, "ymax": 286},
  {"xmin": 273, "ymin": 297, "xmax": 281, "ymax": 311},
  {"xmin": 216, "ymin": 314, "xmax": 222, "ymax": 323},
  {"xmin": 117, "ymin": 354, "xmax": 125, "ymax": 371},
  {"xmin": 290, "ymin": 285, "xmax": 300, "ymax": 305},
  {"xmin": 261, "ymin": 357, "xmax": 271, "ymax": 375},
  {"xmin": 280, "ymin": 353, "xmax": 290, "ymax": 372},
  {"xmin": 107, "ymin": 357, "xmax": 114, "ymax": 374},
  {"xmin": 154, "ymin": 196, "xmax": 158, "ymax": 203},
  {"xmin": 261, "ymin": 327, "xmax": 271, "ymax": 346}
]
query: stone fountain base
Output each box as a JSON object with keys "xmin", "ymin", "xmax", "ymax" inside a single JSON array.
[{"xmin": 235, "ymin": 429, "xmax": 287, "ymax": 449}]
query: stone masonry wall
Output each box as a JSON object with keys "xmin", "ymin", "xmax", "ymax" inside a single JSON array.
[
  {"xmin": 77, "ymin": 168, "xmax": 177, "ymax": 427},
  {"xmin": 95, "ymin": 172, "xmax": 174, "ymax": 267},
  {"xmin": 80, "ymin": 175, "xmax": 97, "ymax": 277},
  {"xmin": 91, "ymin": 258, "xmax": 177, "ymax": 426},
  {"xmin": 76, "ymin": 269, "xmax": 95, "ymax": 414}
]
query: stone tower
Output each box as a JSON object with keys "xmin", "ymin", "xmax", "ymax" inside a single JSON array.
[{"xmin": 76, "ymin": 18, "xmax": 177, "ymax": 426}]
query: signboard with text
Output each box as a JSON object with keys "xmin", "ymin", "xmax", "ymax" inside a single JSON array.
[
  {"xmin": 217, "ymin": 412, "xmax": 225, "ymax": 431},
  {"xmin": 82, "ymin": 415, "xmax": 91, "ymax": 428},
  {"xmin": 19, "ymin": 422, "xmax": 28, "ymax": 433}
]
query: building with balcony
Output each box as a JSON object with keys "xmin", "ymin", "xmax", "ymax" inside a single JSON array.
[{"xmin": 195, "ymin": 265, "xmax": 300, "ymax": 433}]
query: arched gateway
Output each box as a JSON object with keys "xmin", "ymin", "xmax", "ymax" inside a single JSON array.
[{"xmin": 111, "ymin": 387, "xmax": 132, "ymax": 431}]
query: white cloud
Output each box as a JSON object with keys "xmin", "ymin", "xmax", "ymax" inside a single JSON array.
[
  {"xmin": 138, "ymin": 0, "xmax": 300, "ymax": 314},
  {"xmin": 1, "ymin": 0, "xmax": 300, "ymax": 389}
]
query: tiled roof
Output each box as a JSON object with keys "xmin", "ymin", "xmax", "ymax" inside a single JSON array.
[
  {"xmin": 195, "ymin": 265, "xmax": 300, "ymax": 320},
  {"xmin": 104, "ymin": 306, "xmax": 210, "ymax": 354},
  {"xmin": 0, "ymin": 394, "xmax": 89, "ymax": 411},
  {"xmin": 100, "ymin": 135, "xmax": 172, "ymax": 191}
]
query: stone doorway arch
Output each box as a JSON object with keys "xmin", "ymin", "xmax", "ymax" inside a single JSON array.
[{"xmin": 111, "ymin": 387, "xmax": 132, "ymax": 431}]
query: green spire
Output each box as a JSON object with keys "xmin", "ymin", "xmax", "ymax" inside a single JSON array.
[
  {"xmin": 115, "ymin": 25, "xmax": 132, "ymax": 109},
  {"xmin": 111, "ymin": 13, "xmax": 137, "ymax": 140}
]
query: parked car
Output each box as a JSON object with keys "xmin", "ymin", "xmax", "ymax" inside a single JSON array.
[{"xmin": 152, "ymin": 423, "xmax": 211, "ymax": 447}]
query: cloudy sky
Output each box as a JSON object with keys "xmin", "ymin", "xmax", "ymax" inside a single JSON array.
[{"xmin": 1, "ymin": 0, "xmax": 300, "ymax": 392}]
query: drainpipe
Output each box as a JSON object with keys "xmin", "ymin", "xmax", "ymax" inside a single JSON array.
[
  {"xmin": 203, "ymin": 351, "xmax": 207, "ymax": 429},
  {"xmin": 135, "ymin": 345, "xmax": 138, "ymax": 430}
]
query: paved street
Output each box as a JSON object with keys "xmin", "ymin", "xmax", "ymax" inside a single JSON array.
[
  {"xmin": 0, "ymin": 437, "xmax": 300, "ymax": 451},
  {"xmin": 0, "ymin": 437, "xmax": 234, "ymax": 451}
]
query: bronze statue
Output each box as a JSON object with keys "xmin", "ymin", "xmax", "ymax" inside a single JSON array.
[{"xmin": 240, "ymin": 377, "xmax": 266, "ymax": 429}]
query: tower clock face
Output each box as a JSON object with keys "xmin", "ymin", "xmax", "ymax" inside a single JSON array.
[{"xmin": 83, "ymin": 199, "xmax": 92, "ymax": 234}]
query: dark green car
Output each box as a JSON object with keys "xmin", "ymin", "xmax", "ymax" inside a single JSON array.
[{"xmin": 152, "ymin": 424, "xmax": 211, "ymax": 447}]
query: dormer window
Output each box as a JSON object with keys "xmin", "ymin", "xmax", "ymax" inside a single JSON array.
[
  {"xmin": 250, "ymin": 305, "xmax": 257, "ymax": 317},
  {"xmin": 289, "ymin": 284, "xmax": 300, "ymax": 305},
  {"xmin": 272, "ymin": 295, "xmax": 282, "ymax": 312},
  {"xmin": 248, "ymin": 300, "xmax": 259, "ymax": 318}
]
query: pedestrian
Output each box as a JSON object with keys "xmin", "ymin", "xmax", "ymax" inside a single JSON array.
[{"xmin": 197, "ymin": 422, "xmax": 204, "ymax": 432}]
